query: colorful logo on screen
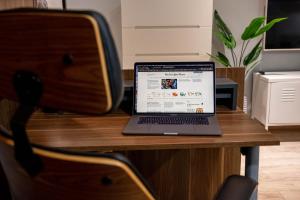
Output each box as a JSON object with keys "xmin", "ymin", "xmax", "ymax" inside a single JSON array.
[
  {"xmin": 196, "ymin": 108, "xmax": 204, "ymax": 113},
  {"xmin": 180, "ymin": 92, "xmax": 186, "ymax": 96}
]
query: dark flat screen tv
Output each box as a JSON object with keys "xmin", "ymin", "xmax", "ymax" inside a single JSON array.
[{"xmin": 265, "ymin": 0, "xmax": 300, "ymax": 50}]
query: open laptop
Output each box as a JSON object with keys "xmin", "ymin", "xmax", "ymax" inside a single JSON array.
[{"xmin": 123, "ymin": 62, "xmax": 222, "ymax": 136}]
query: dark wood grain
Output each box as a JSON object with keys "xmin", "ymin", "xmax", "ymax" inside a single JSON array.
[
  {"xmin": 123, "ymin": 69, "xmax": 134, "ymax": 80},
  {"xmin": 0, "ymin": 137, "xmax": 155, "ymax": 200},
  {"xmin": 0, "ymin": 2, "xmax": 34, "ymax": 199},
  {"xmin": 122, "ymin": 148, "xmax": 241, "ymax": 200},
  {"xmin": 216, "ymin": 67, "xmax": 228, "ymax": 78},
  {"xmin": 1, "ymin": 109, "xmax": 278, "ymax": 200},
  {"xmin": 21, "ymin": 110, "xmax": 279, "ymax": 151},
  {"xmin": 124, "ymin": 150, "xmax": 190, "ymax": 200},
  {"xmin": 0, "ymin": 0, "xmax": 39, "ymax": 130},
  {"xmin": 190, "ymin": 148, "xmax": 224, "ymax": 200},
  {"xmin": 226, "ymin": 68, "xmax": 245, "ymax": 110},
  {"xmin": 0, "ymin": 99, "xmax": 18, "ymax": 130},
  {"xmin": 0, "ymin": 11, "xmax": 112, "ymax": 114},
  {"xmin": 269, "ymin": 126, "xmax": 300, "ymax": 142},
  {"xmin": 223, "ymin": 147, "xmax": 241, "ymax": 179},
  {"xmin": 0, "ymin": 0, "xmax": 33, "ymax": 8}
]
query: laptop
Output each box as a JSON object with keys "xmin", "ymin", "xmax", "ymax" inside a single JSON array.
[{"xmin": 123, "ymin": 62, "xmax": 222, "ymax": 136}]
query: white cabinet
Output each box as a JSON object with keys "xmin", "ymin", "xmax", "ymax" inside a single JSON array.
[
  {"xmin": 252, "ymin": 72, "xmax": 300, "ymax": 130},
  {"xmin": 121, "ymin": 0, "xmax": 213, "ymax": 69}
]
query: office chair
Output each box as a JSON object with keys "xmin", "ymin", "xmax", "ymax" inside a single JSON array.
[{"xmin": 0, "ymin": 9, "xmax": 257, "ymax": 200}]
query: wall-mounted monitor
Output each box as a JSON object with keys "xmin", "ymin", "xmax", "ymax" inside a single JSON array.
[{"xmin": 265, "ymin": 0, "xmax": 300, "ymax": 51}]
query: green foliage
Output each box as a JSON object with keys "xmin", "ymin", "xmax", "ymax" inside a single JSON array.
[
  {"xmin": 243, "ymin": 40, "xmax": 263, "ymax": 66},
  {"xmin": 214, "ymin": 10, "xmax": 236, "ymax": 49},
  {"xmin": 242, "ymin": 17, "xmax": 287, "ymax": 40},
  {"xmin": 215, "ymin": 32, "xmax": 236, "ymax": 49},
  {"xmin": 207, "ymin": 52, "xmax": 231, "ymax": 67},
  {"xmin": 254, "ymin": 17, "xmax": 287, "ymax": 37},
  {"xmin": 209, "ymin": 9, "xmax": 287, "ymax": 76},
  {"xmin": 241, "ymin": 17, "xmax": 265, "ymax": 40}
]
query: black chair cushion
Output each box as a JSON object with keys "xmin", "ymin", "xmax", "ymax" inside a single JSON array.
[{"xmin": 215, "ymin": 175, "xmax": 258, "ymax": 200}]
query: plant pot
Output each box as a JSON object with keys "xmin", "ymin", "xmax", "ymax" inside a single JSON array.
[{"xmin": 216, "ymin": 67, "xmax": 245, "ymax": 110}]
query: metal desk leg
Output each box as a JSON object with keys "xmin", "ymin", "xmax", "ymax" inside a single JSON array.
[{"xmin": 241, "ymin": 146, "xmax": 260, "ymax": 200}]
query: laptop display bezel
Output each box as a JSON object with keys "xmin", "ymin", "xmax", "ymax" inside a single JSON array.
[{"xmin": 133, "ymin": 62, "xmax": 216, "ymax": 116}]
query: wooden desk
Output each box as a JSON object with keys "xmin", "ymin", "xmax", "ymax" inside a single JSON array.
[
  {"xmin": 269, "ymin": 126, "xmax": 300, "ymax": 142},
  {"xmin": 21, "ymin": 109, "xmax": 279, "ymax": 200},
  {"xmin": 26, "ymin": 109, "xmax": 278, "ymax": 151}
]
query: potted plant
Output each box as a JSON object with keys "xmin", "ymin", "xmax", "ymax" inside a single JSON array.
[{"xmin": 209, "ymin": 10, "xmax": 287, "ymax": 110}]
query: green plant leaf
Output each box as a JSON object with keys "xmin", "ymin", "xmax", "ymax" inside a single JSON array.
[
  {"xmin": 241, "ymin": 17, "xmax": 265, "ymax": 40},
  {"xmin": 214, "ymin": 10, "xmax": 232, "ymax": 37},
  {"xmin": 215, "ymin": 32, "xmax": 236, "ymax": 49},
  {"xmin": 214, "ymin": 10, "xmax": 236, "ymax": 49},
  {"xmin": 208, "ymin": 52, "xmax": 231, "ymax": 67},
  {"xmin": 243, "ymin": 40, "xmax": 263, "ymax": 66},
  {"xmin": 254, "ymin": 17, "xmax": 287, "ymax": 38}
]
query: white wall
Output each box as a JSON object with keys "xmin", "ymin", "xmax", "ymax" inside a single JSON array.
[
  {"xmin": 61, "ymin": 0, "xmax": 264, "ymax": 70},
  {"xmin": 60, "ymin": 0, "xmax": 300, "ymax": 112},
  {"xmin": 47, "ymin": 0, "xmax": 63, "ymax": 8},
  {"xmin": 65, "ymin": 0, "xmax": 123, "ymax": 62}
]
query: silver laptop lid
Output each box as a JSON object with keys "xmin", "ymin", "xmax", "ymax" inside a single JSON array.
[{"xmin": 134, "ymin": 62, "xmax": 216, "ymax": 115}]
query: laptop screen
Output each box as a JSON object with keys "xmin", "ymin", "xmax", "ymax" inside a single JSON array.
[{"xmin": 134, "ymin": 62, "xmax": 215, "ymax": 114}]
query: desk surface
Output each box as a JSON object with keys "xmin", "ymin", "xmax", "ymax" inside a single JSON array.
[
  {"xmin": 269, "ymin": 126, "xmax": 300, "ymax": 142},
  {"xmin": 26, "ymin": 107, "xmax": 279, "ymax": 151},
  {"xmin": 3, "ymin": 107, "xmax": 280, "ymax": 200}
]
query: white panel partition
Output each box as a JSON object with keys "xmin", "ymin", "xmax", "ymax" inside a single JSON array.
[{"xmin": 121, "ymin": 0, "xmax": 213, "ymax": 69}]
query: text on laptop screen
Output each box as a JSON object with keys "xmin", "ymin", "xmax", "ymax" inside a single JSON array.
[{"xmin": 135, "ymin": 63, "xmax": 215, "ymax": 114}]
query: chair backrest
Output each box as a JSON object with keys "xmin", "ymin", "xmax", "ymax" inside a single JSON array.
[
  {"xmin": 0, "ymin": 9, "xmax": 124, "ymax": 114},
  {"xmin": 0, "ymin": 9, "xmax": 155, "ymax": 200},
  {"xmin": 0, "ymin": 9, "xmax": 256, "ymax": 200},
  {"xmin": 0, "ymin": 133, "xmax": 155, "ymax": 200}
]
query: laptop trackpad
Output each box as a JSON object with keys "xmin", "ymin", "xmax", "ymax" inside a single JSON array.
[
  {"xmin": 150, "ymin": 125, "xmax": 195, "ymax": 135},
  {"xmin": 152, "ymin": 125, "xmax": 182, "ymax": 135}
]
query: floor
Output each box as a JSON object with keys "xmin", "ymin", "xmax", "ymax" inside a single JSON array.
[{"xmin": 242, "ymin": 142, "xmax": 300, "ymax": 200}]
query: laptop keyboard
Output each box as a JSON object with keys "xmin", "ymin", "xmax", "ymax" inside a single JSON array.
[{"xmin": 137, "ymin": 116, "xmax": 209, "ymax": 125}]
